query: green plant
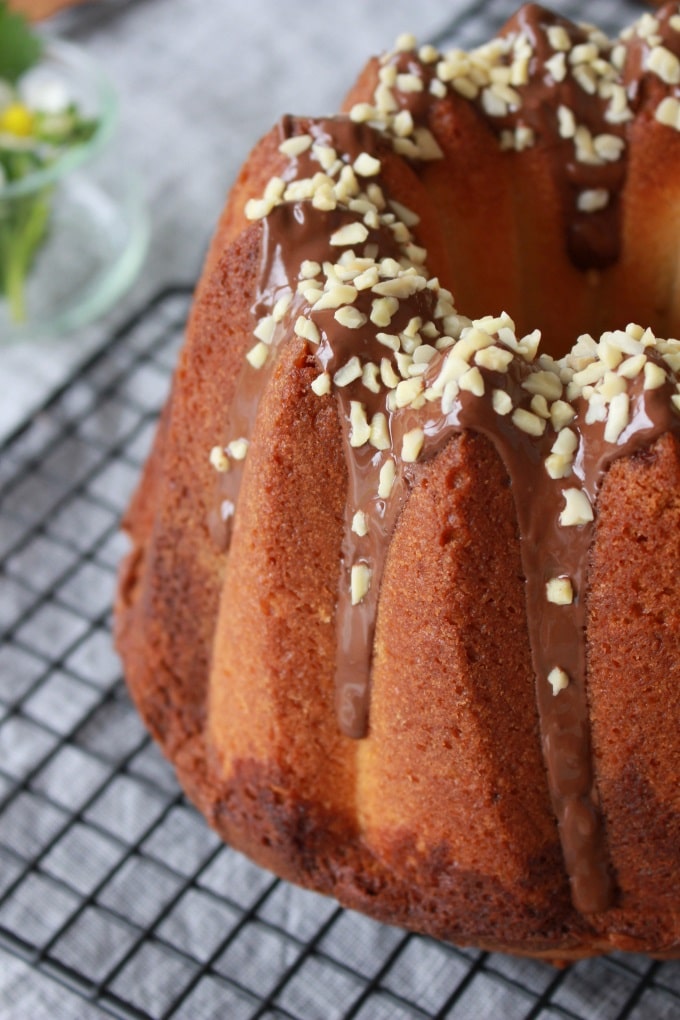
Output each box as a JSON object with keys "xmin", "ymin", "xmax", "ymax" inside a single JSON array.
[{"xmin": 0, "ymin": 1, "xmax": 98, "ymax": 322}]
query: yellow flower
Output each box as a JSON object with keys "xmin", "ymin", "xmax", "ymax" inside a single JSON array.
[{"xmin": 0, "ymin": 103, "xmax": 35, "ymax": 137}]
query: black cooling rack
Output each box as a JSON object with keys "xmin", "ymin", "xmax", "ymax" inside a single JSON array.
[{"xmin": 0, "ymin": 282, "xmax": 679, "ymax": 1020}]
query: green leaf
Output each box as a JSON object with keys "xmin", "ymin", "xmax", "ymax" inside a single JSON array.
[
  {"xmin": 0, "ymin": 182, "xmax": 53, "ymax": 321},
  {"xmin": 0, "ymin": 1, "xmax": 43, "ymax": 85}
]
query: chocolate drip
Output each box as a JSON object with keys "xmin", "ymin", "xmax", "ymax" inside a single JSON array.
[
  {"xmin": 387, "ymin": 4, "xmax": 630, "ymax": 270},
  {"xmin": 500, "ymin": 5, "xmax": 627, "ymax": 269}
]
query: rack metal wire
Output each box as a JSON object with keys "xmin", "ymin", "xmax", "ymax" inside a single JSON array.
[
  {"xmin": 1, "ymin": 1, "xmax": 679, "ymax": 1016},
  {"xmin": 0, "ymin": 281, "xmax": 678, "ymax": 1020}
]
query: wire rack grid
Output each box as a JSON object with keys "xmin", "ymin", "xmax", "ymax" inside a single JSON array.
[
  {"xmin": 0, "ymin": 281, "xmax": 679, "ymax": 1020},
  {"xmin": 1, "ymin": 1, "xmax": 680, "ymax": 1017}
]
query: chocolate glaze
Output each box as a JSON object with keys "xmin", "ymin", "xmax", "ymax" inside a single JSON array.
[
  {"xmin": 388, "ymin": 4, "xmax": 628, "ymax": 270},
  {"xmin": 207, "ymin": 8, "xmax": 680, "ymax": 916},
  {"xmin": 500, "ymin": 5, "xmax": 626, "ymax": 270}
]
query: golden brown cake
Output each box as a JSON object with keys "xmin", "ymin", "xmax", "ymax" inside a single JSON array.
[{"xmin": 116, "ymin": 3, "xmax": 680, "ymax": 959}]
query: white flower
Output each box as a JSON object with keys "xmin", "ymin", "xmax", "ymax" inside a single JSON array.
[{"xmin": 19, "ymin": 69, "xmax": 70, "ymax": 114}]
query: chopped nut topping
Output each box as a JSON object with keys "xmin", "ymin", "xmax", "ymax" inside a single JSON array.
[
  {"xmin": 352, "ymin": 510, "xmax": 368, "ymax": 537},
  {"xmin": 380, "ymin": 357, "xmax": 400, "ymax": 389},
  {"xmin": 593, "ymin": 134, "xmax": 625, "ymax": 162},
  {"xmin": 482, "ymin": 86, "xmax": 509, "ymax": 117},
  {"xmin": 548, "ymin": 667, "xmax": 570, "ymax": 696},
  {"xmin": 475, "ymin": 346, "xmax": 514, "ymax": 372},
  {"xmin": 522, "ymin": 370, "xmax": 563, "ymax": 401},
  {"xmin": 570, "ymin": 42, "xmax": 598, "ymax": 66},
  {"xmin": 395, "ymin": 377, "xmax": 425, "ymax": 408},
  {"xmin": 429, "ymin": 77, "xmax": 447, "ymax": 99},
  {"xmin": 545, "ymin": 453, "xmax": 572, "ymax": 480},
  {"xmin": 598, "ymin": 371, "xmax": 626, "ymax": 401},
  {"xmin": 313, "ymin": 284, "xmax": 359, "ymax": 310},
  {"xmin": 394, "ymin": 32, "xmax": 417, "ymax": 52},
  {"xmin": 512, "ymin": 408, "xmax": 546, "ymax": 437},
  {"xmin": 330, "ymin": 222, "xmax": 370, "ymax": 247},
  {"xmin": 209, "ymin": 446, "xmax": 229, "ymax": 472},
  {"xmin": 295, "ymin": 316, "xmax": 320, "ymax": 345},
  {"xmin": 655, "ymin": 95, "xmax": 680, "ymax": 131},
  {"xmin": 378, "ymin": 458, "xmax": 396, "ymax": 498},
  {"xmin": 278, "ymin": 134, "xmax": 313, "ymax": 157},
  {"xmin": 492, "ymin": 389, "xmax": 513, "ymax": 416},
  {"xmin": 644, "ymin": 361, "xmax": 666, "ymax": 390},
  {"xmin": 396, "ymin": 72, "xmax": 424, "ymax": 93},
  {"xmin": 552, "ymin": 428, "xmax": 578, "ymax": 457},
  {"xmin": 311, "ymin": 371, "xmax": 331, "ymax": 396},
  {"xmin": 349, "ymin": 401, "xmax": 371, "ymax": 447},
  {"xmin": 349, "ymin": 101, "xmax": 378, "ymax": 124},
  {"xmin": 547, "ymin": 25, "xmax": 571, "ymax": 52},
  {"xmin": 419, "ymin": 43, "xmax": 439, "ymax": 64},
  {"xmin": 334, "ymin": 356, "xmax": 363, "ymax": 387},
  {"xmin": 370, "ymin": 412, "xmax": 391, "ymax": 449},
  {"xmin": 395, "ymin": 351, "xmax": 414, "ymax": 379},
  {"xmin": 517, "ymin": 329, "xmax": 541, "ymax": 361},
  {"xmin": 226, "ymin": 438, "xmax": 249, "ymax": 461},
  {"xmin": 371, "ymin": 296, "xmax": 400, "ymax": 327},
  {"xmin": 354, "ymin": 266, "xmax": 380, "ymax": 290},
  {"xmin": 530, "ymin": 394, "xmax": 550, "ymax": 419},
  {"xmin": 300, "ymin": 260, "xmax": 321, "ymax": 279},
  {"xmin": 379, "ymin": 64, "xmax": 398, "ymax": 87},
  {"xmin": 376, "ymin": 331, "xmax": 400, "ymax": 352},
  {"xmin": 311, "ymin": 145, "xmax": 337, "ymax": 172},
  {"xmin": 335, "ymin": 306, "xmax": 368, "ymax": 329},
  {"xmin": 546, "ymin": 52, "xmax": 567, "ymax": 82},
  {"xmin": 264, "ymin": 176, "xmax": 286, "ymax": 203},
  {"xmin": 412, "ymin": 343, "xmax": 436, "ymax": 365},
  {"xmin": 272, "ymin": 293, "xmax": 292, "ymax": 322},
  {"xmin": 372, "ymin": 275, "xmax": 426, "ymax": 299},
  {"xmin": 546, "ymin": 577, "xmax": 574, "ymax": 605},
  {"xmin": 573, "ymin": 64, "xmax": 597, "ymax": 95},
  {"xmin": 244, "ymin": 197, "xmax": 272, "ymax": 221},
  {"xmin": 312, "ymin": 184, "xmax": 337, "ymax": 211},
  {"xmin": 647, "ymin": 45, "xmax": 680, "ymax": 85},
  {"xmin": 559, "ymin": 488, "xmax": 594, "ymax": 526},
  {"xmin": 351, "ymin": 562, "xmax": 371, "ymax": 605},
  {"xmin": 246, "ymin": 341, "xmax": 269, "ymax": 369},
  {"xmin": 362, "ymin": 361, "xmax": 381, "ymax": 394},
  {"xmin": 550, "ymin": 400, "xmax": 576, "ymax": 431},
  {"xmin": 298, "ymin": 281, "xmax": 323, "ymax": 304},
  {"xmin": 604, "ymin": 391, "xmax": 629, "ymax": 442},
  {"xmin": 393, "ymin": 109, "xmax": 415, "ymax": 137},
  {"xmin": 410, "ymin": 126, "xmax": 444, "ymax": 160},
  {"xmin": 577, "ymin": 188, "xmax": 609, "ymax": 213},
  {"xmin": 401, "ymin": 427, "xmax": 425, "ymax": 462},
  {"xmin": 354, "ymin": 152, "xmax": 382, "ymax": 177},
  {"xmin": 459, "ymin": 366, "xmax": 485, "ymax": 396},
  {"xmin": 254, "ymin": 315, "xmax": 276, "ymax": 345},
  {"xmin": 388, "ymin": 199, "xmax": 420, "ymax": 227},
  {"xmin": 451, "ymin": 76, "xmax": 479, "ymax": 100},
  {"xmin": 604, "ymin": 82, "xmax": 633, "ymax": 124}
]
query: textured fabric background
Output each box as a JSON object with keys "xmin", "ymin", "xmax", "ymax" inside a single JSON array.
[{"xmin": 0, "ymin": 1, "xmax": 671, "ymax": 1018}]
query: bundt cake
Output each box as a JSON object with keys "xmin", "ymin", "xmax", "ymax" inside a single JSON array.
[{"xmin": 116, "ymin": 3, "xmax": 680, "ymax": 959}]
